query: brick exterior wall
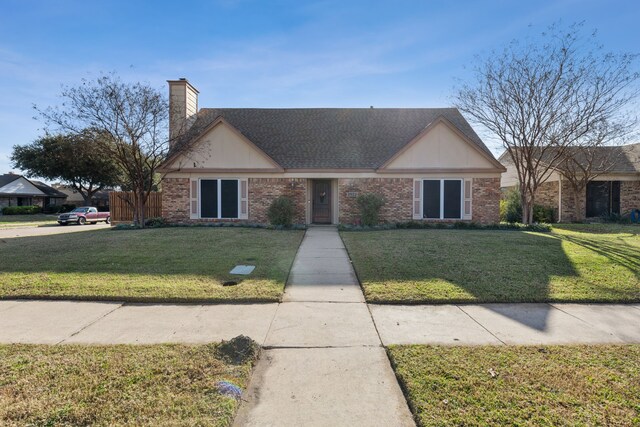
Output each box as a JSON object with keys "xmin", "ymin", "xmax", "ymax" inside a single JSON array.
[
  {"xmin": 161, "ymin": 178, "xmax": 190, "ymax": 223},
  {"xmin": 338, "ymin": 178, "xmax": 413, "ymax": 224},
  {"xmin": 620, "ymin": 180, "xmax": 640, "ymax": 216},
  {"xmin": 161, "ymin": 176, "xmax": 503, "ymax": 225},
  {"xmin": 472, "ymin": 177, "xmax": 501, "ymax": 224},
  {"xmin": 534, "ymin": 181, "xmax": 559, "ymax": 211},
  {"xmin": 559, "ymin": 180, "xmax": 584, "ymax": 222},
  {"xmin": 248, "ymin": 178, "xmax": 307, "ymax": 224}
]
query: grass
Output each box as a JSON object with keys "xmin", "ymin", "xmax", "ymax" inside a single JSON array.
[
  {"xmin": 0, "ymin": 214, "xmax": 59, "ymax": 228},
  {"xmin": 0, "ymin": 343, "xmax": 253, "ymax": 426},
  {"xmin": 0, "ymin": 227, "xmax": 304, "ymax": 302},
  {"xmin": 388, "ymin": 344, "xmax": 640, "ymax": 427},
  {"xmin": 341, "ymin": 223, "xmax": 640, "ymax": 303}
]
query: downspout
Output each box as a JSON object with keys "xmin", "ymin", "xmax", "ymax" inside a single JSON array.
[{"xmin": 558, "ymin": 175, "xmax": 562, "ymax": 223}]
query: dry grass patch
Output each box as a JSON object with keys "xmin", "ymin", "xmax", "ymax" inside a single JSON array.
[
  {"xmin": 0, "ymin": 343, "xmax": 253, "ymax": 426},
  {"xmin": 0, "ymin": 214, "xmax": 58, "ymax": 228},
  {"xmin": 388, "ymin": 344, "xmax": 640, "ymax": 426}
]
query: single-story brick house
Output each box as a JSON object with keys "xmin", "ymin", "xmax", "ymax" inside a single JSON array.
[
  {"xmin": 499, "ymin": 144, "xmax": 640, "ymax": 221},
  {"xmin": 0, "ymin": 173, "xmax": 67, "ymax": 210},
  {"xmin": 160, "ymin": 79, "xmax": 506, "ymax": 225}
]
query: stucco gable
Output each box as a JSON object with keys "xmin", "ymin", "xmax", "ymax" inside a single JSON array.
[
  {"xmin": 380, "ymin": 119, "xmax": 505, "ymax": 171},
  {"xmin": 0, "ymin": 176, "xmax": 46, "ymax": 195},
  {"xmin": 164, "ymin": 119, "xmax": 283, "ymax": 171}
]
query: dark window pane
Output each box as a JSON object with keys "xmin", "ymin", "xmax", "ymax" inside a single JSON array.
[
  {"xmin": 586, "ymin": 181, "xmax": 610, "ymax": 217},
  {"xmin": 611, "ymin": 181, "xmax": 620, "ymax": 215},
  {"xmin": 423, "ymin": 180, "xmax": 441, "ymax": 219},
  {"xmin": 221, "ymin": 180, "xmax": 239, "ymax": 218},
  {"xmin": 201, "ymin": 180, "xmax": 218, "ymax": 218},
  {"xmin": 443, "ymin": 180, "xmax": 462, "ymax": 219}
]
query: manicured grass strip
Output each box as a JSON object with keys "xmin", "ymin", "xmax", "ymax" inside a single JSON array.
[
  {"xmin": 388, "ymin": 344, "xmax": 640, "ymax": 427},
  {"xmin": 0, "ymin": 228, "xmax": 304, "ymax": 302},
  {"xmin": 341, "ymin": 224, "xmax": 640, "ymax": 303},
  {"xmin": 0, "ymin": 344, "xmax": 253, "ymax": 426},
  {"xmin": 0, "ymin": 214, "xmax": 58, "ymax": 228}
]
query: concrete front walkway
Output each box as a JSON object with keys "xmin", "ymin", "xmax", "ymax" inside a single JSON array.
[{"xmin": 234, "ymin": 226, "xmax": 414, "ymax": 427}]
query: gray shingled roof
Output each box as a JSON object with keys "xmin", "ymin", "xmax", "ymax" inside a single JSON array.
[
  {"xmin": 31, "ymin": 180, "xmax": 68, "ymax": 198},
  {"xmin": 172, "ymin": 108, "xmax": 495, "ymax": 169},
  {"xmin": 0, "ymin": 174, "xmax": 20, "ymax": 188}
]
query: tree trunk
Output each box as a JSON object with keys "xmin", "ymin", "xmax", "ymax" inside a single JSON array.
[
  {"xmin": 135, "ymin": 190, "xmax": 146, "ymax": 228},
  {"xmin": 520, "ymin": 193, "xmax": 535, "ymax": 224},
  {"xmin": 572, "ymin": 188, "xmax": 585, "ymax": 222}
]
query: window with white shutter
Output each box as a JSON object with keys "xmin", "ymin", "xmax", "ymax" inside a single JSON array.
[
  {"xmin": 463, "ymin": 179, "xmax": 472, "ymax": 220},
  {"xmin": 412, "ymin": 179, "xmax": 422, "ymax": 219},
  {"xmin": 190, "ymin": 178, "xmax": 199, "ymax": 219}
]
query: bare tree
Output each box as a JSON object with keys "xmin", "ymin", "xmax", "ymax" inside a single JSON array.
[
  {"xmin": 455, "ymin": 23, "xmax": 639, "ymax": 223},
  {"xmin": 37, "ymin": 73, "xmax": 178, "ymax": 227}
]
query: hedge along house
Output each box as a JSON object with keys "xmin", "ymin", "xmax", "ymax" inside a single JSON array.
[
  {"xmin": 499, "ymin": 143, "xmax": 640, "ymax": 222},
  {"xmin": 159, "ymin": 79, "xmax": 506, "ymax": 225}
]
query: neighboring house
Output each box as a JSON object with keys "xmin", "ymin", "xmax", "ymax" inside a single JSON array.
[
  {"xmin": 52, "ymin": 184, "xmax": 111, "ymax": 208},
  {"xmin": 499, "ymin": 144, "xmax": 640, "ymax": 221},
  {"xmin": 0, "ymin": 173, "xmax": 67, "ymax": 209},
  {"xmin": 160, "ymin": 79, "xmax": 506, "ymax": 225}
]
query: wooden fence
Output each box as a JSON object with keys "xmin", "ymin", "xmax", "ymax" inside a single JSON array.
[{"xmin": 108, "ymin": 191, "xmax": 162, "ymax": 223}]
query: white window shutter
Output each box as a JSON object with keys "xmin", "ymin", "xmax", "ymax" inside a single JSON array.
[
  {"xmin": 463, "ymin": 179, "xmax": 472, "ymax": 220},
  {"xmin": 239, "ymin": 179, "xmax": 248, "ymax": 219},
  {"xmin": 412, "ymin": 179, "xmax": 422, "ymax": 220},
  {"xmin": 190, "ymin": 178, "xmax": 199, "ymax": 219}
]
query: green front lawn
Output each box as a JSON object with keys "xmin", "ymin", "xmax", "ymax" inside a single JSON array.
[
  {"xmin": 0, "ymin": 227, "xmax": 304, "ymax": 302},
  {"xmin": 388, "ymin": 345, "xmax": 640, "ymax": 426},
  {"xmin": 341, "ymin": 224, "xmax": 640, "ymax": 303},
  {"xmin": 0, "ymin": 214, "xmax": 59, "ymax": 228},
  {"xmin": 0, "ymin": 344, "xmax": 252, "ymax": 426}
]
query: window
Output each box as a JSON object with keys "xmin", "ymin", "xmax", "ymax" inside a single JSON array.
[
  {"xmin": 586, "ymin": 181, "xmax": 620, "ymax": 217},
  {"xmin": 200, "ymin": 179, "xmax": 239, "ymax": 219},
  {"xmin": 422, "ymin": 179, "xmax": 463, "ymax": 219}
]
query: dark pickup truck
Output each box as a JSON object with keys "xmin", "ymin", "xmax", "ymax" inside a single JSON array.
[{"xmin": 58, "ymin": 207, "xmax": 111, "ymax": 225}]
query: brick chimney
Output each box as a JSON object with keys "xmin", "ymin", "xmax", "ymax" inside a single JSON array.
[{"xmin": 167, "ymin": 78, "xmax": 199, "ymax": 145}]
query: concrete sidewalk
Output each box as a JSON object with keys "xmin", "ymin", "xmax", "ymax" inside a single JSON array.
[
  {"xmin": 2, "ymin": 300, "xmax": 638, "ymax": 346},
  {"xmin": 371, "ymin": 303, "xmax": 640, "ymax": 345},
  {"xmin": 234, "ymin": 226, "xmax": 414, "ymax": 427}
]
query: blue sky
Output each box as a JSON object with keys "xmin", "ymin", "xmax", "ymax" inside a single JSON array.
[{"xmin": 1, "ymin": 0, "xmax": 639, "ymax": 174}]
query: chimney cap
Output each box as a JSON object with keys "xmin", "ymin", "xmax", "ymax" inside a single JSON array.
[{"xmin": 167, "ymin": 78, "xmax": 200, "ymax": 94}]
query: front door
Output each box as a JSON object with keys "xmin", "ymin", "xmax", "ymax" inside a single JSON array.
[{"xmin": 312, "ymin": 180, "xmax": 332, "ymax": 224}]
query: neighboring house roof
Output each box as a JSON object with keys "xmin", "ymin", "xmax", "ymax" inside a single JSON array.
[
  {"xmin": 0, "ymin": 173, "xmax": 68, "ymax": 198},
  {"xmin": 31, "ymin": 180, "xmax": 68, "ymax": 198},
  {"xmin": 499, "ymin": 143, "xmax": 640, "ymax": 175},
  {"xmin": 0, "ymin": 173, "xmax": 20, "ymax": 188},
  {"xmin": 168, "ymin": 108, "xmax": 498, "ymax": 170},
  {"xmin": 53, "ymin": 184, "xmax": 112, "ymax": 202}
]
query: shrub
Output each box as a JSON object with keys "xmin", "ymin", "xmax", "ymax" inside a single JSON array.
[
  {"xmin": 533, "ymin": 205, "xmax": 555, "ymax": 223},
  {"xmin": 500, "ymin": 187, "xmax": 555, "ymax": 223},
  {"xmin": 267, "ymin": 196, "xmax": 295, "ymax": 227},
  {"xmin": 1, "ymin": 205, "xmax": 42, "ymax": 215},
  {"xmin": 356, "ymin": 193, "xmax": 385, "ymax": 226},
  {"xmin": 43, "ymin": 205, "xmax": 63, "ymax": 214},
  {"xmin": 144, "ymin": 217, "xmax": 167, "ymax": 227},
  {"xmin": 500, "ymin": 187, "xmax": 522, "ymax": 223}
]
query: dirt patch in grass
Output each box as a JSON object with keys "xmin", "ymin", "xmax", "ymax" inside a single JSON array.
[
  {"xmin": 0, "ymin": 227, "xmax": 304, "ymax": 302},
  {"xmin": 388, "ymin": 344, "xmax": 640, "ymax": 426},
  {"xmin": 0, "ymin": 343, "xmax": 255, "ymax": 426},
  {"xmin": 341, "ymin": 224, "xmax": 640, "ymax": 303}
]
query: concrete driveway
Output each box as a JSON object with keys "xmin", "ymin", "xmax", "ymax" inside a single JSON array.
[{"xmin": 0, "ymin": 223, "xmax": 111, "ymax": 239}]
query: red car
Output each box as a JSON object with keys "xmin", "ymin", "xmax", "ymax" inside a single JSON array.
[{"xmin": 58, "ymin": 207, "xmax": 111, "ymax": 225}]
